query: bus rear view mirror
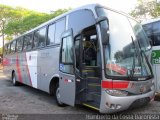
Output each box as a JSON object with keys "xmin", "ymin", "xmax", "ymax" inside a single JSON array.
[
  {"xmin": 148, "ymin": 38, "xmax": 153, "ymax": 47},
  {"xmin": 96, "ymin": 16, "xmax": 109, "ymax": 45},
  {"xmin": 102, "ymin": 29, "xmax": 109, "ymax": 45},
  {"xmin": 96, "ymin": 16, "xmax": 108, "ymax": 24}
]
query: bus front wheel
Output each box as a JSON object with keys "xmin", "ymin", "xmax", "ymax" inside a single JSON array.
[
  {"xmin": 55, "ymin": 83, "xmax": 66, "ymax": 107},
  {"xmin": 12, "ymin": 72, "xmax": 18, "ymax": 86}
]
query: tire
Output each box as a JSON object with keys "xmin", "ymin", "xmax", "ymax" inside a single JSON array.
[
  {"xmin": 55, "ymin": 83, "xmax": 66, "ymax": 107},
  {"xmin": 12, "ymin": 72, "xmax": 18, "ymax": 86}
]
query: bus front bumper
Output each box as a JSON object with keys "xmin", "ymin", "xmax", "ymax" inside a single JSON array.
[{"xmin": 99, "ymin": 90, "xmax": 155, "ymax": 114}]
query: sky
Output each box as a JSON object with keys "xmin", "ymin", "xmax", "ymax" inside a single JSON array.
[
  {"xmin": 0, "ymin": 0, "xmax": 138, "ymax": 47},
  {"xmin": 0, "ymin": 0, "xmax": 137, "ymax": 13}
]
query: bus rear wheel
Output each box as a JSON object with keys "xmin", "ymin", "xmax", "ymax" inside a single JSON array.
[
  {"xmin": 12, "ymin": 72, "xmax": 18, "ymax": 86},
  {"xmin": 55, "ymin": 83, "xmax": 66, "ymax": 107}
]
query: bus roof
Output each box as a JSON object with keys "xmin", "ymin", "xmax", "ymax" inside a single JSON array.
[
  {"xmin": 19, "ymin": 4, "xmax": 100, "ymax": 36},
  {"xmin": 7, "ymin": 3, "xmax": 135, "ymax": 43},
  {"xmin": 142, "ymin": 17, "xmax": 160, "ymax": 25},
  {"xmin": 6, "ymin": 4, "xmax": 100, "ymax": 42}
]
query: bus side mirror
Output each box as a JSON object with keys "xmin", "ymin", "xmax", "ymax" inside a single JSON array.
[
  {"xmin": 149, "ymin": 38, "xmax": 153, "ymax": 46},
  {"xmin": 96, "ymin": 16, "xmax": 108, "ymax": 24},
  {"xmin": 102, "ymin": 29, "xmax": 109, "ymax": 45},
  {"xmin": 96, "ymin": 17, "xmax": 109, "ymax": 45}
]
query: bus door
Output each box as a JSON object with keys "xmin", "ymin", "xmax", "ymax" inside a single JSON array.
[
  {"xmin": 75, "ymin": 25, "xmax": 102, "ymax": 108},
  {"xmin": 59, "ymin": 29, "xmax": 76, "ymax": 106}
]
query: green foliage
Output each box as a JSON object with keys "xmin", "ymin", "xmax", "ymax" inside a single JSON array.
[
  {"xmin": 0, "ymin": 4, "xmax": 15, "ymax": 20},
  {"xmin": 0, "ymin": 4, "xmax": 70, "ymax": 41},
  {"xmin": 4, "ymin": 12, "xmax": 50, "ymax": 35},
  {"xmin": 5, "ymin": 35, "xmax": 13, "ymax": 41},
  {"xmin": 130, "ymin": 0, "xmax": 160, "ymax": 21},
  {"xmin": 5, "ymin": 8, "xmax": 69, "ymax": 36}
]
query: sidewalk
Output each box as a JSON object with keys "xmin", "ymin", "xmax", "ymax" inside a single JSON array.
[{"xmin": 0, "ymin": 72, "xmax": 7, "ymax": 78}]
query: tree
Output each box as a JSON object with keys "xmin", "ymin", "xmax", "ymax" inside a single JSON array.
[
  {"xmin": 130, "ymin": 0, "xmax": 160, "ymax": 21},
  {"xmin": 4, "ymin": 12, "xmax": 49, "ymax": 36},
  {"xmin": 4, "ymin": 9, "xmax": 69, "ymax": 36},
  {"xmin": 0, "ymin": 4, "xmax": 70, "ymax": 57},
  {"xmin": 0, "ymin": 5, "xmax": 31, "ymax": 41},
  {"xmin": 0, "ymin": 5, "xmax": 13, "ymax": 37},
  {"xmin": 0, "ymin": 4, "xmax": 70, "ymax": 41}
]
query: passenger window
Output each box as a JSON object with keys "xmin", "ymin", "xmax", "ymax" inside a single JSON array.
[
  {"xmin": 23, "ymin": 36, "xmax": 27, "ymax": 51},
  {"xmin": 16, "ymin": 38, "xmax": 23, "ymax": 52},
  {"xmin": 62, "ymin": 36, "xmax": 73, "ymax": 63},
  {"xmin": 55, "ymin": 18, "xmax": 66, "ymax": 44},
  {"xmin": 153, "ymin": 22, "xmax": 160, "ymax": 34},
  {"xmin": 60, "ymin": 31, "xmax": 74, "ymax": 74},
  {"xmin": 38, "ymin": 27, "xmax": 46, "ymax": 47},
  {"xmin": 27, "ymin": 34, "xmax": 33, "ymax": 50},
  {"xmin": 143, "ymin": 24, "xmax": 152, "ymax": 36},
  {"xmin": 10, "ymin": 40, "xmax": 16, "ymax": 53},
  {"xmin": 47, "ymin": 23, "xmax": 55, "ymax": 45},
  {"xmin": 152, "ymin": 22, "xmax": 160, "ymax": 46},
  {"xmin": 153, "ymin": 35, "xmax": 160, "ymax": 46},
  {"xmin": 4, "ymin": 44, "xmax": 8, "ymax": 55},
  {"xmin": 33, "ymin": 31, "xmax": 39, "ymax": 49},
  {"xmin": 23, "ymin": 34, "xmax": 32, "ymax": 51},
  {"xmin": 8, "ymin": 44, "xmax": 11, "ymax": 54}
]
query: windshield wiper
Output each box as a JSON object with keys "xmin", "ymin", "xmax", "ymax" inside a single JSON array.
[{"xmin": 128, "ymin": 36, "xmax": 137, "ymax": 80}]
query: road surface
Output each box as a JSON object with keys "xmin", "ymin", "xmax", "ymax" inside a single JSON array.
[{"xmin": 0, "ymin": 71, "xmax": 159, "ymax": 120}]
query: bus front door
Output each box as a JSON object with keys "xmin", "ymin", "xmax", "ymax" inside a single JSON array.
[{"xmin": 59, "ymin": 29, "xmax": 76, "ymax": 106}]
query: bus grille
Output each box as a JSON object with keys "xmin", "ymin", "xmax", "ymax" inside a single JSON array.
[{"xmin": 129, "ymin": 97, "xmax": 150, "ymax": 109}]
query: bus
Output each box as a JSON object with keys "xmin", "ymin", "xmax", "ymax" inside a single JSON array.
[
  {"xmin": 3, "ymin": 4, "xmax": 154, "ymax": 113},
  {"xmin": 142, "ymin": 18, "xmax": 160, "ymax": 93}
]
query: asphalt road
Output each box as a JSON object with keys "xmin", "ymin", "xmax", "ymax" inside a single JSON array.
[{"xmin": 0, "ymin": 71, "xmax": 160, "ymax": 120}]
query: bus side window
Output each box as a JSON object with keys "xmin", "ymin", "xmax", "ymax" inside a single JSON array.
[
  {"xmin": 60, "ymin": 34, "xmax": 74, "ymax": 74},
  {"xmin": 23, "ymin": 36, "xmax": 28, "ymax": 51},
  {"xmin": 143, "ymin": 23, "xmax": 152, "ymax": 36},
  {"xmin": 47, "ymin": 23, "xmax": 55, "ymax": 45},
  {"xmin": 16, "ymin": 38, "xmax": 23, "ymax": 52},
  {"xmin": 33, "ymin": 31, "xmax": 39, "ymax": 49},
  {"xmin": 8, "ymin": 43, "xmax": 11, "ymax": 54},
  {"xmin": 10, "ymin": 40, "xmax": 16, "ymax": 53},
  {"xmin": 55, "ymin": 18, "xmax": 66, "ymax": 44},
  {"xmin": 4, "ymin": 44, "xmax": 8, "ymax": 55},
  {"xmin": 38, "ymin": 27, "xmax": 46, "ymax": 47},
  {"xmin": 26, "ymin": 34, "xmax": 33, "ymax": 51},
  {"xmin": 153, "ymin": 22, "xmax": 160, "ymax": 46}
]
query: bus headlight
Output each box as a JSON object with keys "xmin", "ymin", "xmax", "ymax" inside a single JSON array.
[{"xmin": 105, "ymin": 89, "xmax": 128, "ymax": 96}]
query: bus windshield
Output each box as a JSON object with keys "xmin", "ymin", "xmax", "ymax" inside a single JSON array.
[{"xmin": 96, "ymin": 8, "xmax": 152, "ymax": 79}]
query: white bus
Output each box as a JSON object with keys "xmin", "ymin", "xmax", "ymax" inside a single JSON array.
[
  {"xmin": 142, "ymin": 18, "xmax": 160, "ymax": 92},
  {"xmin": 3, "ymin": 4, "xmax": 154, "ymax": 113}
]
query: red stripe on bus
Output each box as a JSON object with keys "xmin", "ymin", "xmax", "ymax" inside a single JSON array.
[
  {"xmin": 106, "ymin": 64, "xmax": 127, "ymax": 75},
  {"xmin": 102, "ymin": 81, "xmax": 129, "ymax": 89},
  {"xmin": 25, "ymin": 53, "xmax": 32, "ymax": 86},
  {"xmin": 16, "ymin": 54, "xmax": 23, "ymax": 83}
]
